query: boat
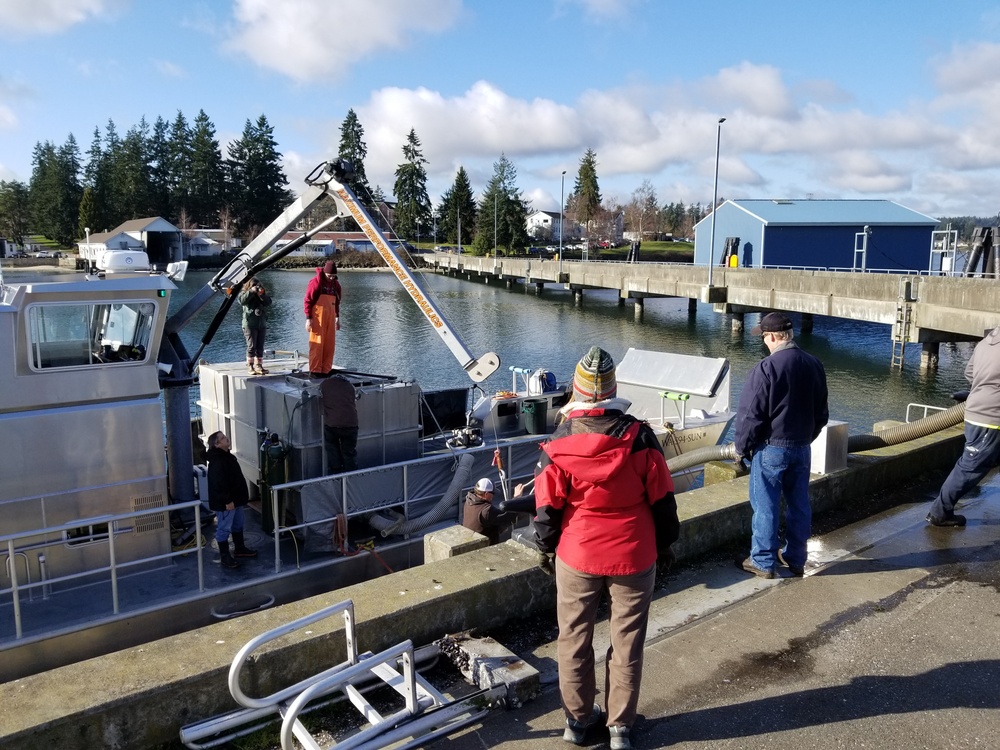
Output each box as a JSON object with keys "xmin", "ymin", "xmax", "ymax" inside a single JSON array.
[{"xmin": 0, "ymin": 161, "xmax": 733, "ymax": 682}]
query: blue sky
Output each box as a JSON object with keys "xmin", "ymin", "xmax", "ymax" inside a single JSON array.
[{"xmin": 2, "ymin": 0, "xmax": 1000, "ymax": 219}]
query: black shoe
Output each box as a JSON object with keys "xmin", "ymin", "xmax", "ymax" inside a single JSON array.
[
  {"xmin": 778, "ymin": 550, "xmax": 805, "ymax": 577},
  {"xmin": 234, "ymin": 547, "xmax": 257, "ymax": 558},
  {"xmin": 926, "ymin": 512, "xmax": 967, "ymax": 527},
  {"xmin": 737, "ymin": 556, "xmax": 775, "ymax": 579},
  {"xmin": 220, "ymin": 554, "xmax": 240, "ymax": 569}
]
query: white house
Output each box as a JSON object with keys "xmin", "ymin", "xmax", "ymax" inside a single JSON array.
[
  {"xmin": 78, "ymin": 217, "xmax": 183, "ymax": 268},
  {"xmin": 185, "ymin": 233, "xmax": 223, "ymax": 257}
]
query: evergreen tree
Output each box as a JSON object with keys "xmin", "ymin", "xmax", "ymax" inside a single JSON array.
[
  {"xmin": 147, "ymin": 115, "xmax": 172, "ymax": 220},
  {"xmin": 0, "ymin": 180, "xmax": 31, "ymax": 245},
  {"xmin": 101, "ymin": 119, "xmax": 127, "ymax": 226},
  {"xmin": 472, "ymin": 154, "xmax": 530, "ymax": 256},
  {"xmin": 570, "ymin": 148, "xmax": 601, "ymax": 247},
  {"xmin": 392, "ymin": 129, "xmax": 432, "ymax": 242},
  {"xmin": 116, "ymin": 118, "xmax": 153, "ymax": 220},
  {"xmin": 167, "ymin": 111, "xmax": 193, "ymax": 222},
  {"xmin": 189, "ymin": 109, "xmax": 226, "ymax": 227},
  {"xmin": 226, "ymin": 114, "xmax": 291, "ymax": 238},
  {"xmin": 337, "ymin": 109, "xmax": 372, "ymax": 203},
  {"xmin": 435, "ymin": 167, "xmax": 476, "ymax": 246},
  {"xmin": 82, "ymin": 126, "xmax": 112, "ymax": 232},
  {"xmin": 29, "ymin": 136, "xmax": 83, "ymax": 245},
  {"xmin": 78, "ymin": 186, "xmax": 97, "ymax": 239}
]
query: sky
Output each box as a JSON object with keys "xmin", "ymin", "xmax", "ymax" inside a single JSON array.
[{"xmin": 2, "ymin": 0, "xmax": 1000, "ymax": 221}]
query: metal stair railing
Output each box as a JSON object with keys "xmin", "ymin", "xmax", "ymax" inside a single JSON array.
[{"xmin": 180, "ymin": 598, "xmax": 497, "ymax": 750}]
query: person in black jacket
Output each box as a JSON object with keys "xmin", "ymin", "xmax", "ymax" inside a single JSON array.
[
  {"xmin": 206, "ymin": 431, "xmax": 257, "ymax": 569},
  {"xmin": 734, "ymin": 312, "xmax": 828, "ymax": 579}
]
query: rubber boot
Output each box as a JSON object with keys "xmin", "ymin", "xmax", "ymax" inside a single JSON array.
[
  {"xmin": 220, "ymin": 540, "xmax": 240, "ymax": 569},
  {"xmin": 233, "ymin": 531, "xmax": 257, "ymax": 558}
]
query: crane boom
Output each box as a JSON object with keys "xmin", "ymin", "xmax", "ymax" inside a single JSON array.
[{"xmin": 159, "ymin": 160, "xmax": 499, "ymax": 385}]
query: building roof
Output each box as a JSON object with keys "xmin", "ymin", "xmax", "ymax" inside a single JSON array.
[
  {"xmin": 112, "ymin": 217, "xmax": 180, "ymax": 234},
  {"xmin": 721, "ymin": 199, "xmax": 938, "ymax": 226}
]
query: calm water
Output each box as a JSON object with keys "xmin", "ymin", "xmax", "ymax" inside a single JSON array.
[{"xmin": 169, "ymin": 267, "xmax": 973, "ymax": 435}]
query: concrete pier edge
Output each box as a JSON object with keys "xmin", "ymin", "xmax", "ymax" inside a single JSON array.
[{"xmin": 0, "ymin": 427, "xmax": 964, "ymax": 749}]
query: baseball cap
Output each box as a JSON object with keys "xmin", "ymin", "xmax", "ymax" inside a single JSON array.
[
  {"xmin": 750, "ymin": 312, "xmax": 793, "ymax": 336},
  {"xmin": 474, "ymin": 478, "xmax": 494, "ymax": 493}
]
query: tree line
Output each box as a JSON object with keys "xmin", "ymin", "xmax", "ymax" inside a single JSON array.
[
  {"xmin": 1, "ymin": 106, "xmax": 991, "ymax": 253},
  {"xmin": 0, "ymin": 110, "xmax": 292, "ymax": 248}
]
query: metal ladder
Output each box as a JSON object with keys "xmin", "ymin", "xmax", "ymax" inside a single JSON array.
[
  {"xmin": 180, "ymin": 599, "xmax": 499, "ymax": 750},
  {"xmin": 891, "ymin": 278, "xmax": 915, "ymax": 370}
]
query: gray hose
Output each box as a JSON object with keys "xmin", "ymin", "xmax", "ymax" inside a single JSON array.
[
  {"xmin": 666, "ymin": 402, "xmax": 966, "ymax": 475},
  {"xmin": 367, "ymin": 452, "xmax": 476, "ymax": 537},
  {"xmin": 847, "ymin": 402, "xmax": 964, "ymax": 452}
]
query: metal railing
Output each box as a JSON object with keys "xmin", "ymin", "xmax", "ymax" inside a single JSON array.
[
  {"xmin": 264, "ymin": 437, "xmax": 542, "ymax": 573},
  {"xmin": 1, "ymin": 500, "xmax": 206, "ymax": 640}
]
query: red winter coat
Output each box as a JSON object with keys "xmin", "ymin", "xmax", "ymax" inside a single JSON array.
[{"xmin": 533, "ymin": 406, "xmax": 677, "ymax": 576}]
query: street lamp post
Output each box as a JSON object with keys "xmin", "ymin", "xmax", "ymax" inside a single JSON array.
[
  {"xmin": 85, "ymin": 227, "xmax": 90, "ymax": 270},
  {"xmin": 559, "ymin": 170, "xmax": 566, "ymax": 276},
  {"xmin": 493, "ymin": 193, "xmax": 498, "ymax": 261},
  {"xmin": 707, "ymin": 117, "xmax": 726, "ymax": 288}
]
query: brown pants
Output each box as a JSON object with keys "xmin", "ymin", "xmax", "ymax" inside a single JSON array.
[{"xmin": 555, "ymin": 556, "xmax": 656, "ymax": 729}]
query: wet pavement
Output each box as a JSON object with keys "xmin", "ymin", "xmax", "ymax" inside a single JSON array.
[{"xmin": 448, "ymin": 474, "xmax": 1000, "ymax": 749}]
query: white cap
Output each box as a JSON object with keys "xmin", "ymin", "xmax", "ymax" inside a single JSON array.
[{"xmin": 474, "ymin": 478, "xmax": 494, "ymax": 493}]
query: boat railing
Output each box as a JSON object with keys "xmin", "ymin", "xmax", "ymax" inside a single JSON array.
[
  {"xmin": 265, "ymin": 436, "xmax": 545, "ymax": 571},
  {"xmin": 905, "ymin": 402, "xmax": 949, "ymax": 423},
  {"xmin": 0, "ymin": 500, "xmax": 206, "ymax": 641}
]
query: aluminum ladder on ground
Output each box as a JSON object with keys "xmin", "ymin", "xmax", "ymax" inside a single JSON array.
[{"xmin": 179, "ymin": 599, "xmax": 498, "ymax": 750}]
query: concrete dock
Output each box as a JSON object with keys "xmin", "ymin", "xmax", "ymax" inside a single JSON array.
[
  {"xmin": 462, "ymin": 477, "xmax": 1000, "ymax": 749},
  {"xmin": 6, "ymin": 425, "xmax": 999, "ymax": 749}
]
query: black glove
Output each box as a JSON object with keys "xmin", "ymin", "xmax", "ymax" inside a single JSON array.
[{"xmin": 512, "ymin": 529, "xmax": 555, "ymax": 575}]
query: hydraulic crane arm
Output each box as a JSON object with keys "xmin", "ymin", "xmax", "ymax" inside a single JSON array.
[{"xmin": 159, "ymin": 160, "xmax": 499, "ymax": 385}]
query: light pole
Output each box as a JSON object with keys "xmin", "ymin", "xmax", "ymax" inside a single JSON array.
[
  {"xmin": 85, "ymin": 227, "xmax": 90, "ymax": 269},
  {"xmin": 493, "ymin": 192, "xmax": 498, "ymax": 261},
  {"xmin": 707, "ymin": 117, "xmax": 726, "ymax": 288},
  {"xmin": 559, "ymin": 170, "xmax": 566, "ymax": 276}
]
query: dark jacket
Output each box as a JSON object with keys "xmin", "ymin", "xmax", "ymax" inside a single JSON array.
[
  {"xmin": 303, "ymin": 267, "xmax": 342, "ymax": 319},
  {"xmin": 463, "ymin": 490, "xmax": 518, "ymax": 545},
  {"xmin": 206, "ymin": 446, "xmax": 250, "ymax": 512},
  {"xmin": 533, "ymin": 405, "xmax": 678, "ymax": 576},
  {"xmin": 238, "ymin": 284, "xmax": 272, "ymax": 329},
  {"xmin": 319, "ymin": 375, "xmax": 359, "ymax": 428},
  {"xmin": 734, "ymin": 341, "xmax": 829, "ymax": 457}
]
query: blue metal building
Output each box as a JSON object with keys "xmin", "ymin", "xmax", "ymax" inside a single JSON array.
[{"xmin": 693, "ymin": 199, "xmax": 939, "ymax": 272}]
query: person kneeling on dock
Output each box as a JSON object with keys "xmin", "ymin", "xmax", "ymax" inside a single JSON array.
[
  {"xmin": 207, "ymin": 431, "xmax": 257, "ymax": 568},
  {"xmin": 462, "ymin": 478, "xmax": 518, "ymax": 545}
]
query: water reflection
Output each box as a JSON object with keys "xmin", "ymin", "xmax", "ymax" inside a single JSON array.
[{"xmin": 164, "ymin": 267, "xmax": 973, "ymax": 434}]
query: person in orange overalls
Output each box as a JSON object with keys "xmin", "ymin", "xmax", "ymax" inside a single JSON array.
[{"xmin": 303, "ymin": 260, "xmax": 342, "ymax": 377}]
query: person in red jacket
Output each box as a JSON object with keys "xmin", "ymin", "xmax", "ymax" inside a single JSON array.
[
  {"xmin": 303, "ymin": 260, "xmax": 342, "ymax": 377},
  {"xmin": 532, "ymin": 347, "xmax": 679, "ymax": 750}
]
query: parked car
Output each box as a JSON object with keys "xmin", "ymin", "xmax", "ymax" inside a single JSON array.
[{"xmin": 35, "ymin": 250, "xmax": 53, "ymax": 258}]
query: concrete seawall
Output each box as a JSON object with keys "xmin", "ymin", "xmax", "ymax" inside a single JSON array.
[{"xmin": 0, "ymin": 427, "xmax": 963, "ymax": 749}]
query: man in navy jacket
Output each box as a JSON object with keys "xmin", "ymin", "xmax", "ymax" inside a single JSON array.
[{"xmin": 734, "ymin": 312, "xmax": 828, "ymax": 579}]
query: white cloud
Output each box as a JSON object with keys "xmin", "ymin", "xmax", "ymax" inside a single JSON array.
[
  {"xmin": 555, "ymin": 0, "xmax": 642, "ymax": 22},
  {"xmin": 0, "ymin": 104, "xmax": 17, "ymax": 130},
  {"xmin": 153, "ymin": 59, "xmax": 185, "ymax": 79},
  {"xmin": 0, "ymin": 0, "xmax": 127, "ymax": 34},
  {"xmin": 225, "ymin": 0, "xmax": 462, "ymax": 83}
]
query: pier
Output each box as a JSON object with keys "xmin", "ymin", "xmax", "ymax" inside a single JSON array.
[{"xmin": 430, "ymin": 253, "xmax": 1000, "ymax": 369}]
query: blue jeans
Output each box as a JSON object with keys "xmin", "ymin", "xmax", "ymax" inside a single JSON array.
[
  {"xmin": 215, "ymin": 507, "xmax": 245, "ymax": 544},
  {"xmin": 929, "ymin": 423, "xmax": 1000, "ymax": 519},
  {"xmin": 749, "ymin": 444, "xmax": 812, "ymax": 572}
]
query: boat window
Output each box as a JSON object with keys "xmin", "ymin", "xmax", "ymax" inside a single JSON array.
[{"xmin": 27, "ymin": 301, "xmax": 155, "ymax": 369}]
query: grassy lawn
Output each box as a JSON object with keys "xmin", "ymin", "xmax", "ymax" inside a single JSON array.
[{"xmin": 26, "ymin": 235, "xmax": 74, "ymax": 252}]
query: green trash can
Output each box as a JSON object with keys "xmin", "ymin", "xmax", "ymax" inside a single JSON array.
[{"xmin": 522, "ymin": 398, "xmax": 548, "ymax": 435}]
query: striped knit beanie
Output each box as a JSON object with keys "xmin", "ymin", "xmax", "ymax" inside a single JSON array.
[{"xmin": 573, "ymin": 346, "xmax": 617, "ymax": 402}]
